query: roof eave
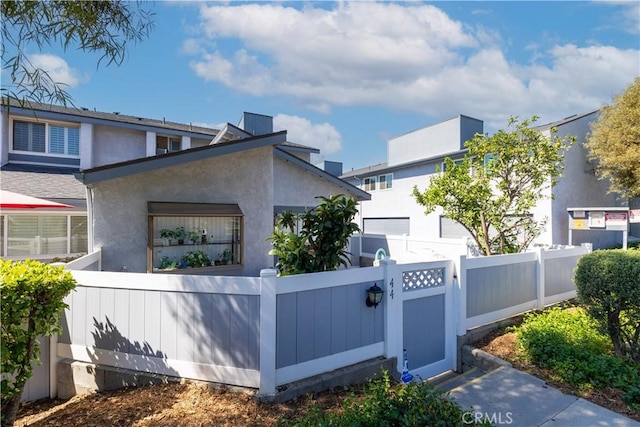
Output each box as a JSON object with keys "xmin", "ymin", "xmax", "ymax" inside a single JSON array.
[
  {"xmin": 77, "ymin": 131, "xmax": 287, "ymax": 186},
  {"xmin": 274, "ymin": 148, "xmax": 371, "ymax": 201}
]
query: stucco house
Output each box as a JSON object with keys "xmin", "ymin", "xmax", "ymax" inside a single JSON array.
[
  {"xmin": 341, "ymin": 111, "xmax": 626, "ymax": 250},
  {"xmin": 74, "ymin": 130, "xmax": 369, "ymax": 275},
  {"xmin": 0, "ymin": 98, "xmax": 231, "ymax": 261},
  {"xmin": 1, "ymin": 99, "xmax": 367, "ymax": 267}
]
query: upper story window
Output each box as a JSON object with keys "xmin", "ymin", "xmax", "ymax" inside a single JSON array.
[
  {"xmin": 156, "ymin": 135, "xmax": 181, "ymax": 154},
  {"xmin": 378, "ymin": 174, "xmax": 393, "ymax": 190},
  {"xmin": 364, "ymin": 177, "xmax": 376, "ymax": 191},
  {"xmin": 12, "ymin": 120, "xmax": 79, "ymax": 156}
]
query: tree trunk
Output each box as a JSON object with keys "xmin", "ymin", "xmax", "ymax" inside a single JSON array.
[
  {"xmin": 1, "ymin": 319, "xmax": 37, "ymax": 427},
  {"xmin": 607, "ymin": 310, "xmax": 625, "ymax": 358},
  {"xmin": 2, "ymin": 395, "xmax": 21, "ymax": 427}
]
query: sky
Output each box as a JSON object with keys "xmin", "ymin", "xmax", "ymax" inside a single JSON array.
[{"xmin": 8, "ymin": 1, "xmax": 640, "ymax": 172}]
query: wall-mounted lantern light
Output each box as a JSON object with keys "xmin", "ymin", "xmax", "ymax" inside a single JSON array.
[{"xmin": 366, "ymin": 283, "xmax": 384, "ymax": 308}]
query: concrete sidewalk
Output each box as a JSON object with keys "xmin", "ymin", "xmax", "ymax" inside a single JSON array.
[{"xmin": 446, "ymin": 366, "xmax": 639, "ymax": 427}]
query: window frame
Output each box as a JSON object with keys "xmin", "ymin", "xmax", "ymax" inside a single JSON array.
[
  {"xmin": 378, "ymin": 173, "xmax": 393, "ymax": 190},
  {"xmin": 156, "ymin": 135, "xmax": 182, "ymax": 154},
  {"xmin": 147, "ymin": 202, "xmax": 243, "ymax": 273},
  {"xmin": 9, "ymin": 117, "xmax": 80, "ymax": 158},
  {"xmin": 1, "ymin": 213, "xmax": 88, "ymax": 259},
  {"xmin": 364, "ymin": 177, "xmax": 376, "ymax": 191}
]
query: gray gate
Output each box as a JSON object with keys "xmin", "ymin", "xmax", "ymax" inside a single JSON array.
[{"xmin": 398, "ymin": 261, "xmax": 456, "ymax": 380}]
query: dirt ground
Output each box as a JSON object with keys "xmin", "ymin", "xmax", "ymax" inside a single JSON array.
[
  {"xmin": 15, "ymin": 381, "xmax": 356, "ymax": 427},
  {"xmin": 16, "ymin": 331, "xmax": 639, "ymax": 426}
]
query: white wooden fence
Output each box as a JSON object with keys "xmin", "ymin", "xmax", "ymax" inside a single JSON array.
[{"xmin": 23, "ymin": 244, "xmax": 589, "ymax": 401}]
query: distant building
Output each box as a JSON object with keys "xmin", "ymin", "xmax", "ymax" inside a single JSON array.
[{"xmin": 341, "ymin": 112, "xmax": 626, "ymax": 249}]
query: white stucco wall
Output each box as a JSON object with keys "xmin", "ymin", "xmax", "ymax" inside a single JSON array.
[
  {"xmin": 92, "ymin": 124, "xmax": 146, "ymax": 167},
  {"xmin": 79, "ymin": 123, "xmax": 93, "ymax": 170},
  {"xmin": 388, "ymin": 116, "xmax": 482, "ymax": 167},
  {"xmin": 91, "ymin": 146, "xmax": 275, "ymax": 275},
  {"xmin": 352, "ymin": 162, "xmax": 443, "ymax": 238}
]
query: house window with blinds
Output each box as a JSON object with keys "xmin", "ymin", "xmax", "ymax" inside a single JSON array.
[
  {"xmin": 364, "ymin": 177, "xmax": 376, "ymax": 191},
  {"xmin": 12, "ymin": 120, "xmax": 79, "ymax": 156},
  {"xmin": 378, "ymin": 174, "xmax": 393, "ymax": 190},
  {"xmin": 2, "ymin": 215, "xmax": 88, "ymax": 258}
]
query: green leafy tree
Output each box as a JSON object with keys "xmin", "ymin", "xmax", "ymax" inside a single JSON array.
[
  {"xmin": 585, "ymin": 78, "xmax": 640, "ymax": 199},
  {"xmin": 1, "ymin": 0, "xmax": 154, "ymax": 106},
  {"xmin": 413, "ymin": 116, "xmax": 574, "ymax": 255},
  {"xmin": 1, "ymin": 260, "xmax": 76, "ymax": 427},
  {"xmin": 268, "ymin": 195, "xmax": 360, "ymax": 276}
]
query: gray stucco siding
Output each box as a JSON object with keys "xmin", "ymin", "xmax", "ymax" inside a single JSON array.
[
  {"xmin": 90, "ymin": 146, "xmax": 275, "ymax": 275},
  {"xmin": 273, "ymin": 156, "xmax": 357, "ymax": 207},
  {"xmin": 92, "ymin": 124, "xmax": 146, "ymax": 168}
]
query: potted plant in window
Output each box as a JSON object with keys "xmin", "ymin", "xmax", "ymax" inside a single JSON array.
[
  {"xmin": 175, "ymin": 226, "xmax": 187, "ymax": 245},
  {"xmin": 217, "ymin": 248, "xmax": 233, "ymax": 265},
  {"xmin": 181, "ymin": 250, "xmax": 211, "ymax": 268},
  {"xmin": 159, "ymin": 229, "xmax": 175, "ymax": 246},
  {"xmin": 187, "ymin": 230, "xmax": 200, "ymax": 245},
  {"xmin": 158, "ymin": 256, "xmax": 177, "ymax": 270}
]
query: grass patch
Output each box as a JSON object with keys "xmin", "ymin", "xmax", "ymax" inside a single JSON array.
[
  {"xmin": 278, "ymin": 371, "xmax": 490, "ymax": 426},
  {"xmin": 514, "ymin": 306, "xmax": 640, "ymax": 410}
]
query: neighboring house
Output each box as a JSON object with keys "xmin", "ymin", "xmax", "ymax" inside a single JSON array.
[
  {"xmin": 341, "ymin": 112, "xmax": 625, "ymax": 250},
  {"xmin": 1, "ymin": 98, "xmax": 352, "ymax": 264},
  {"xmin": 0, "ymin": 98, "xmax": 225, "ymax": 261}
]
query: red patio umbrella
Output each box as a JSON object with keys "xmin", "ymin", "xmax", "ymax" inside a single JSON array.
[{"xmin": 0, "ymin": 190, "xmax": 73, "ymax": 209}]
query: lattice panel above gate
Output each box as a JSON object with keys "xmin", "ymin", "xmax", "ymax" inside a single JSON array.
[{"xmin": 402, "ymin": 267, "xmax": 445, "ymax": 291}]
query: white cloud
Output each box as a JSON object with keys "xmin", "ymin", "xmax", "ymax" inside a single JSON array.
[
  {"xmin": 190, "ymin": 2, "xmax": 477, "ymax": 107},
  {"xmin": 273, "ymin": 114, "xmax": 343, "ymax": 156},
  {"xmin": 27, "ymin": 54, "xmax": 82, "ymax": 87},
  {"xmin": 596, "ymin": 0, "xmax": 640, "ymax": 34},
  {"xmin": 187, "ymin": 2, "xmax": 639, "ymax": 131}
]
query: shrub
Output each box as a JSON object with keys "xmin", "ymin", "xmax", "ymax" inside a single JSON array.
[
  {"xmin": 268, "ymin": 195, "xmax": 360, "ymax": 276},
  {"xmin": 1, "ymin": 259, "xmax": 77, "ymax": 426},
  {"xmin": 515, "ymin": 307, "xmax": 639, "ymax": 408},
  {"xmin": 574, "ymin": 249, "xmax": 640, "ymax": 361},
  {"xmin": 277, "ymin": 371, "xmax": 490, "ymax": 426}
]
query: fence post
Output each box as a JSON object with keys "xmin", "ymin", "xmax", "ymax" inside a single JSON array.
[
  {"xmin": 536, "ymin": 247, "xmax": 545, "ymax": 309},
  {"xmin": 455, "ymin": 255, "xmax": 467, "ymax": 337},
  {"xmin": 49, "ymin": 334, "xmax": 58, "ymax": 398},
  {"xmin": 377, "ymin": 258, "xmax": 403, "ymax": 374},
  {"xmin": 259, "ymin": 269, "xmax": 277, "ymax": 397}
]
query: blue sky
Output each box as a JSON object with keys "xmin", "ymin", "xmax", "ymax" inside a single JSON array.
[{"xmin": 10, "ymin": 1, "xmax": 640, "ymax": 172}]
